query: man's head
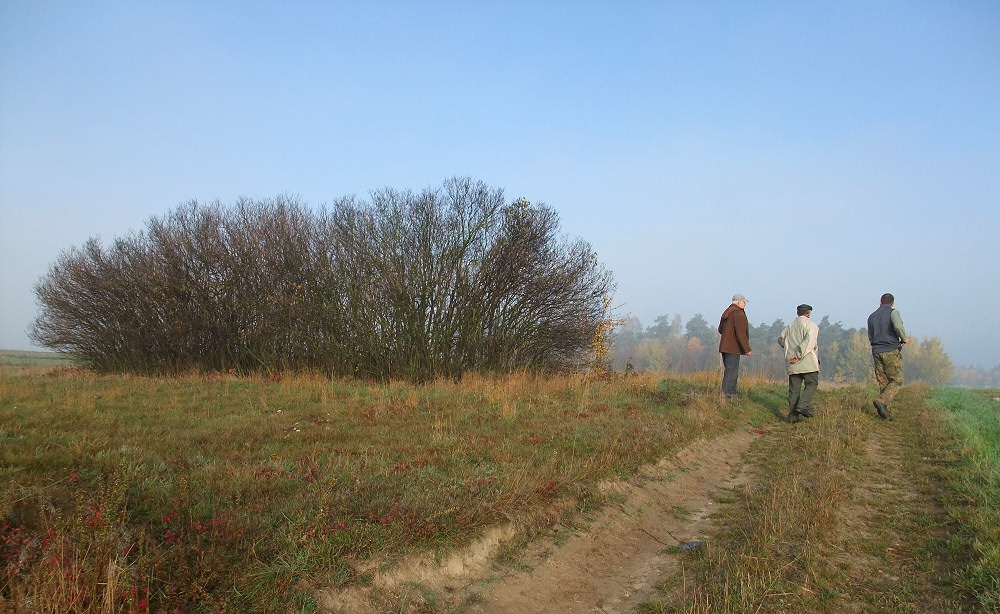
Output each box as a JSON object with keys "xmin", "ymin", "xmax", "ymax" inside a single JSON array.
[
  {"xmin": 880, "ymin": 293, "xmax": 895, "ymax": 306},
  {"xmin": 732, "ymin": 294, "xmax": 748, "ymax": 308},
  {"xmin": 797, "ymin": 304, "xmax": 813, "ymax": 317}
]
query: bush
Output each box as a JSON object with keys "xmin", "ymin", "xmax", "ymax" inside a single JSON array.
[{"xmin": 31, "ymin": 178, "xmax": 615, "ymax": 381}]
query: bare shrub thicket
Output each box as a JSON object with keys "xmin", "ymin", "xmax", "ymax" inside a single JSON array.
[{"xmin": 31, "ymin": 178, "xmax": 615, "ymax": 379}]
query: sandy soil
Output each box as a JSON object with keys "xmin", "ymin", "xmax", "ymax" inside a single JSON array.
[{"xmin": 317, "ymin": 427, "xmax": 762, "ymax": 613}]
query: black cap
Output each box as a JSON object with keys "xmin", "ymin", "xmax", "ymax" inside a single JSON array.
[{"xmin": 797, "ymin": 304, "xmax": 813, "ymax": 315}]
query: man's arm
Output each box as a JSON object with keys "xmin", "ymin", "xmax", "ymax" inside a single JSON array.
[
  {"xmin": 791, "ymin": 324, "xmax": 812, "ymax": 361},
  {"xmin": 737, "ymin": 312, "xmax": 752, "ymax": 355},
  {"xmin": 891, "ymin": 309, "xmax": 908, "ymax": 344}
]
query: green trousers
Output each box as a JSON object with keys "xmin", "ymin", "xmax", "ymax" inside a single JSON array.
[
  {"xmin": 788, "ymin": 371, "xmax": 819, "ymax": 414},
  {"xmin": 873, "ymin": 349, "xmax": 904, "ymax": 407}
]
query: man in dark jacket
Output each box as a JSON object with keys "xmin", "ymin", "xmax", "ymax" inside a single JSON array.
[
  {"xmin": 718, "ymin": 294, "xmax": 752, "ymax": 398},
  {"xmin": 867, "ymin": 293, "xmax": 908, "ymax": 421}
]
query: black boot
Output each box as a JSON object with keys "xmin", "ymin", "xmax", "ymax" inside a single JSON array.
[{"xmin": 873, "ymin": 400, "xmax": 893, "ymax": 421}]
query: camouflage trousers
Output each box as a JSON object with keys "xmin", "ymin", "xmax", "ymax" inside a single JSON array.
[{"xmin": 873, "ymin": 349, "xmax": 904, "ymax": 407}]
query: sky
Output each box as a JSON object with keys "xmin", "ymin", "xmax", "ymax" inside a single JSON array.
[{"xmin": 2, "ymin": 1, "xmax": 998, "ymax": 369}]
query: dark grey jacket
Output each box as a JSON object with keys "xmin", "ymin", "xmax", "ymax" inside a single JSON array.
[{"xmin": 867, "ymin": 305, "xmax": 907, "ymax": 355}]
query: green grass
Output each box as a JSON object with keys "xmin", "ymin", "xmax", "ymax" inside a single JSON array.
[
  {"xmin": 928, "ymin": 387, "xmax": 1000, "ymax": 611},
  {"xmin": 0, "ymin": 349, "xmax": 74, "ymax": 373},
  {"xmin": 0, "ymin": 368, "xmax": 753, "ymax": 613}
]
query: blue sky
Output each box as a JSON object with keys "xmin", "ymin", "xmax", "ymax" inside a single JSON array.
[{"xmin": 2, "ymin": 1, "xmax": 998, "ymax": 368}]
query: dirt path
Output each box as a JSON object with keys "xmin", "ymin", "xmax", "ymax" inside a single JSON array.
[
  {"xmin": 465, "ymin": 428, "xmax": 760, "ymax": 614},
  {"xmin": 318, "ymin": 427, "xmax": 762, "ymax": 613},
  {"xmin": 821, "ymin": 413, "xmax": 965, "ymax": 613}
]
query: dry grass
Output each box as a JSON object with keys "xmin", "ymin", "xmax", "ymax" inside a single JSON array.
[
  {"xmin": 0, "ymin": 367, "xmax": 752, "ymax": 613},
  {"xmin": 10, "ymin": 361, "xmax": 989, "ymax": 613},
  {"xmin": 640, "ymin": 384, "xmax": 987, "ymax": 613}
]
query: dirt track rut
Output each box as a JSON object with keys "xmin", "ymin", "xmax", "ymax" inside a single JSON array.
[
  {"xmin": 319, "ymin": 428, "xmax": 762, "ymax": 613},
  {"xmin": 466, "ymin": 429, "xmax": 760, "ymax": 614}
]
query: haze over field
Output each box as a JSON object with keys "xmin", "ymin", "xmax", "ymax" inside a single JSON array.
[{"xmin": 2, "ymin": 2, "xmax": 998, "ymax": 368}]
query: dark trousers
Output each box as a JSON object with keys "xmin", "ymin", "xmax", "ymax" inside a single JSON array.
[
  {"xmin": 721, "ymin": 353, "xmax": 741, "ymax": 397},
  {"xmin": 788, "ymin": 371, "xmax": 819, "ymax": 414}
]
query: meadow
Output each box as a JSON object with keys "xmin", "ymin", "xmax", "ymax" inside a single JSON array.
[
  {"xmin": 2, "ymin": 353, "xmax": 997, "ymax": 613},
  {"xmin": 0, "ymin": 355, "xmax": 757, "ymax": 613}
]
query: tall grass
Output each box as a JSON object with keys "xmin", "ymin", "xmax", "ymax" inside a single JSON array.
[{"xmin": 0, "ymin": 367, "xmax": 753, "ymax": 613}]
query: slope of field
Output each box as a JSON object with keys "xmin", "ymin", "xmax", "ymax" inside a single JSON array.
[
  {"xmin": 2, "ymin": 364, "xmax": 995, "ymax": 613},
  {"xmin": 0, "ymin": 368, "xmax": 761, "ymax": 613}
]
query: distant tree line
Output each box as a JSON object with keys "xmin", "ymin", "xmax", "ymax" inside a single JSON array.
[
  {"xmin": 612, "ymin": 313, "xmax": 957, "ymax": 386},
  {"xmin": 951, "ymin": 364, "xmax": 1000, "ymax": 388},
  {"xmin": 31, "ymin": 178, "xmax": 615, "ymax": 380}
]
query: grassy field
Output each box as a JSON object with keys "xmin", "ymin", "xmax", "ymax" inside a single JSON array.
[
  {"xmin": 930, "ymin": 387, "xmax": 1000, "ymax": 611},
  {"xmin": 0, "ymin": 349, "xmax": 73, "ymax": 372},
  {"xmin": 0, "ymin": 361, "xmax": 764, "ymax": 613},
  {"xmin": 638, "ymin": 384, "xmax": 1000, "ymax": 613},
  {"xmin": 2, "ymin": 356, "xmax": 997, "ymax": 613}
]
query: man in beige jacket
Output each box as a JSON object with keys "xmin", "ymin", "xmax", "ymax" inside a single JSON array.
[{"xmin": 778, "ymin": 304, "xmax": 820, "ymax": 423}]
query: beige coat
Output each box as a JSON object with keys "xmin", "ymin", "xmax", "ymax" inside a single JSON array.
[{"xmin": 778, "ymin": 315, "xmax": 820, "ymax": 374}]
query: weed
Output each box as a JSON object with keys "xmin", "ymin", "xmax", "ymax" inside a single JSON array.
[{"xmin": 671, "ymin": 505, "xmax": 691, "ymax": 522}]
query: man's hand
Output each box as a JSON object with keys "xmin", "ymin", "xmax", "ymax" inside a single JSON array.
[{"xmin": 789, "ymin": 356, "xmax": 799, "ymax": 364}]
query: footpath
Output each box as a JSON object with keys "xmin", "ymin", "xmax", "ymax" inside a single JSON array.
[
  {"xmin": 320, "ymin": 428, "xmax": 761, "ymax": 613},
  {"xmin": 322, "ymin": 386, "xmax": 977, "ymax": 613}
]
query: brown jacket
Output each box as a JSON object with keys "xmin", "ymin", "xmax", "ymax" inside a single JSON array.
[{"xmin": 718, "ymin": 304, "xmax": 751, "ymax": 355}]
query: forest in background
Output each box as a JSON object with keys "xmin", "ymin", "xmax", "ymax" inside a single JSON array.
[{"xmin": 611, "ymin": 312, "xmax": 1000, "ymax": 387}]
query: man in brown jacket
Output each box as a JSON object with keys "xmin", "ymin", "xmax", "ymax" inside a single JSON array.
[{"xmin": 718, "ymin": 294, "xmax": 752, "ymax": 398}]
